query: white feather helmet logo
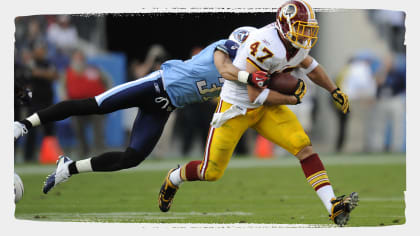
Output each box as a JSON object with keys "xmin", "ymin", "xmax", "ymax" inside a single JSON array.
[{"xmin": 282, "ymin": 4, "xmax": 297, "ymax": 19}]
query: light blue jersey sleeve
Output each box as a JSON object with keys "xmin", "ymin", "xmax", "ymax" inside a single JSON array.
[{"xmin": 160, "ymin": 39, "xmax": 228, "ymax": 108}]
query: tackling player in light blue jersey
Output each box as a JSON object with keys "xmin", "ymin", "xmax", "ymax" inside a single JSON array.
[
  {"xmin": 14, "ymin": 26, "xmax": 269, "ymax": 195},
  {"xmin": 161, "ymin": 39, "xmax": 227, "ymax": 107}
]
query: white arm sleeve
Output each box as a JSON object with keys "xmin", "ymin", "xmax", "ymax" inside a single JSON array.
[
  {"xmin": 302, "ymin": 58, "xmax": 319, "ymax": 75},
  {"xmin": 252, "ymin": 88, "xmax": 270, "ymax": 105}
]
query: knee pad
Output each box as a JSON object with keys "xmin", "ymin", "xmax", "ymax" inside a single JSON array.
[
  {"xmin": 203, "ymin": 167, "xmax": 224, "ymax": 181},
  {"xmin": 121, "ymin": 147, "xmax": 146, "ymax": 169},
  {"xmin": 289, "ymin": 132, "xmax": 311, "ymax": 155}
]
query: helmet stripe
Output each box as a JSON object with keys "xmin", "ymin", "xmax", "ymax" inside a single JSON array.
[{"xmin": 301, "ymin": 0, "xmax": 315, "ymax": 19}]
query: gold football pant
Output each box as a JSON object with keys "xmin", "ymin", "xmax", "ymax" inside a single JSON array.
[{"xmin": 200, "ymin": 100, "xmax": 311, "ymax": 181}]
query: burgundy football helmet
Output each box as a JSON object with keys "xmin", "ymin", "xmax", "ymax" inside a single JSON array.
[{"xmin": 275, "ymin": 0, "xmax": 319, "ymax": 49}]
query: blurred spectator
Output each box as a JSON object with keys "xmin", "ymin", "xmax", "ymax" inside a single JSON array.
[
  {"xmin": 16, "ymin": 18, "xmax": 47, "ymax": 54},
  {"xmin": 47, "ymin": 15, "xmax": 79, "ymax": 55},
  {"xmin": 367, "ymin": 53, "xmax": 406, "ymax": 153},
  {"xmin": 334, "ymin": 50, "xmax": 391, "ymax": 153},
  {"xmin": 15, "ymin": 16, "xmax": 47, "ymax": 55},
  {"xmin": 14, "ymin": 17, "xmax": 26, "ymax": 51},
  {"xmin": 344, "ymin": 10, "xmax": 406, "ymax": 153},
  {"xmin": 47, "ymin": 15, "xmax": 80, "ymax": 72},
  {"xmin": 14, "ymin": 15, "xmax": 111, "ymax": 160},
  {"xmin": 14, "ymin": 49, "xmax": 33, "ymax": 156},
  {"xmin": 61, "ymin": 49, "xmax": 112, "ymax": 157},
  {"xmin": 22, "ymin": 41, "xmax": 59, "ymax": 162},
  {"xmin": 14, "ymin": 60, "xmax": 32, "ymax": 109},
  {"xmin": 369, "ymin": 10, "xmax": 405, "ymax": 54}
]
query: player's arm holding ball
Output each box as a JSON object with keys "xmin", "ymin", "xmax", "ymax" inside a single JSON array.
[
  {"xmin": 245, "ymin": 61, "xmax": 302, "ymax": 106},
  {"xmin": 238, "ymin": 37, "xmax": 304, "ymax": 106},
  {"xmin": 301, "ymin": 56, "xmax": 350, "ymax": 114},
  {"xmin": 247, "ymin": 85, "xmax": 300, "ymax": 106}
]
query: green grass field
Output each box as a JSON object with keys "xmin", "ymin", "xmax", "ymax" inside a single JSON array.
[{"xmin": 14, "ymin": 153, "xmax": 405, "ymax": 227}]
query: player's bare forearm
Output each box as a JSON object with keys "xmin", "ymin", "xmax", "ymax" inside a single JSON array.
[
  {"xmin": 213, "ymin": 50, "xmax": 240, "ymax": 81},
  {"xmin": 247, "ymin": 85, "xmax": 296, "ymax": 105},
  {"xmin": 265, "ymin": 89, "xmax": 297, "ymax": 105},
  {"xmin": 307, "ymin": 65, "xmax": 337, "ymax": 93}
]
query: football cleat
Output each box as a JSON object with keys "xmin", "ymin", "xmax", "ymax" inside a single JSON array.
[
  {"xmin": 158, "ymin": 167, "xmax": 179, "ymax": 212},
  {"xmin": 330, "ymin": 192, "xmax": 359, "ymax": 226},
  {"xmin": 14, "ymin": 121, "xmax": 28, "ymax": 141},
  {"xmin": 42, "ymin": 155, "xmax": 73, "ymax": 194}
]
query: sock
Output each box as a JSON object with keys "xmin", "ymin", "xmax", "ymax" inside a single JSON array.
[
  {"xmin": 76, "ymin": 158, "xmax": 93, "ymax": 173},
  {"xmin": 180, "ymin": 160, "xmax": 202, "ymax": 181},
  {"xmin": 19, "ymin": 113, "xmax": 41, "ymax": 131},
  {"xmin": 19, "ymin": 119, "xmax": 33, "ymax": 130},
  {"xmin": 68, "ymin": 162, "xmax": 78, "ymax": 175},
  {"xmin": 68, "ymin": 158, "xmax": 93, "ymax": 175},
  {"xmin": 316, "ymin": 185, "xmax": 335, "ymax": 214},
  {"xmin": 300, "ymin": 153, "xmax": 335, "ymax": 213},
  {"xmin": 27, "ymin": 113, "xmax": 41, "ymax": 126},
  {"xmin": 169, "ymin": 168, "xmax": 183, "ymax": 186}
]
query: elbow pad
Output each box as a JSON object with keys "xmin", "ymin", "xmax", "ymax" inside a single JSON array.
[
  {"xmin": 216, "ymin": 40, "xmax": 239, "ymax": 60},
  {"xmin": 253, "ymin": 88, "xmax": 270, "ymax": 105},
  {"xmin": 302, "ymin": 58, "xmax": 319, "ymax": 75}
]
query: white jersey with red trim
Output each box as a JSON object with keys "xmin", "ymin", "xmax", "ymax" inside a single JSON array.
[{"xmin": 220, "ymin": 23, "xmax": 310, "ymax": 108}]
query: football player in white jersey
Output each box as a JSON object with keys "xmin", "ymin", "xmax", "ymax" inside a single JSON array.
[{"xmin": 159, "ymin": 0, "xmax": 358, "ymax": 226}]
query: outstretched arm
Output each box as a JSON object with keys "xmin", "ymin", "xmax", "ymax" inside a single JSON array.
[
  {"xmin": 214, "ymin": 50, "xmax": 270, "ymax": 88},
  {"xmin": 301, "ymin": 56, "xmax": 336, "ymax": 93},
  {"xmin": 302, "ymin": 56, "xmax": 349, "ymax": 114},
  {"xmin": 213, "ymin": 50, "xmax": 240, "ymax": 81}
]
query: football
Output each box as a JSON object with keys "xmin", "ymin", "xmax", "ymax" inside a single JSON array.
[
  {"xmin": 267, "ymin": 72, "xmax": 299, "ymax": 95},
  {"xmin": 14, "ymin": 172, "xmax": 24, "ymax": 203}
]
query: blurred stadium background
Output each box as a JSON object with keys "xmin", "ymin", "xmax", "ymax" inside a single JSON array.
[
  {"xmin": 14, "ymin": 10, "xmax": 405, "ymax": 161},
  {"xmin": 13, "ymin": 10, "xmax": 406, "ymax": 226}
]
